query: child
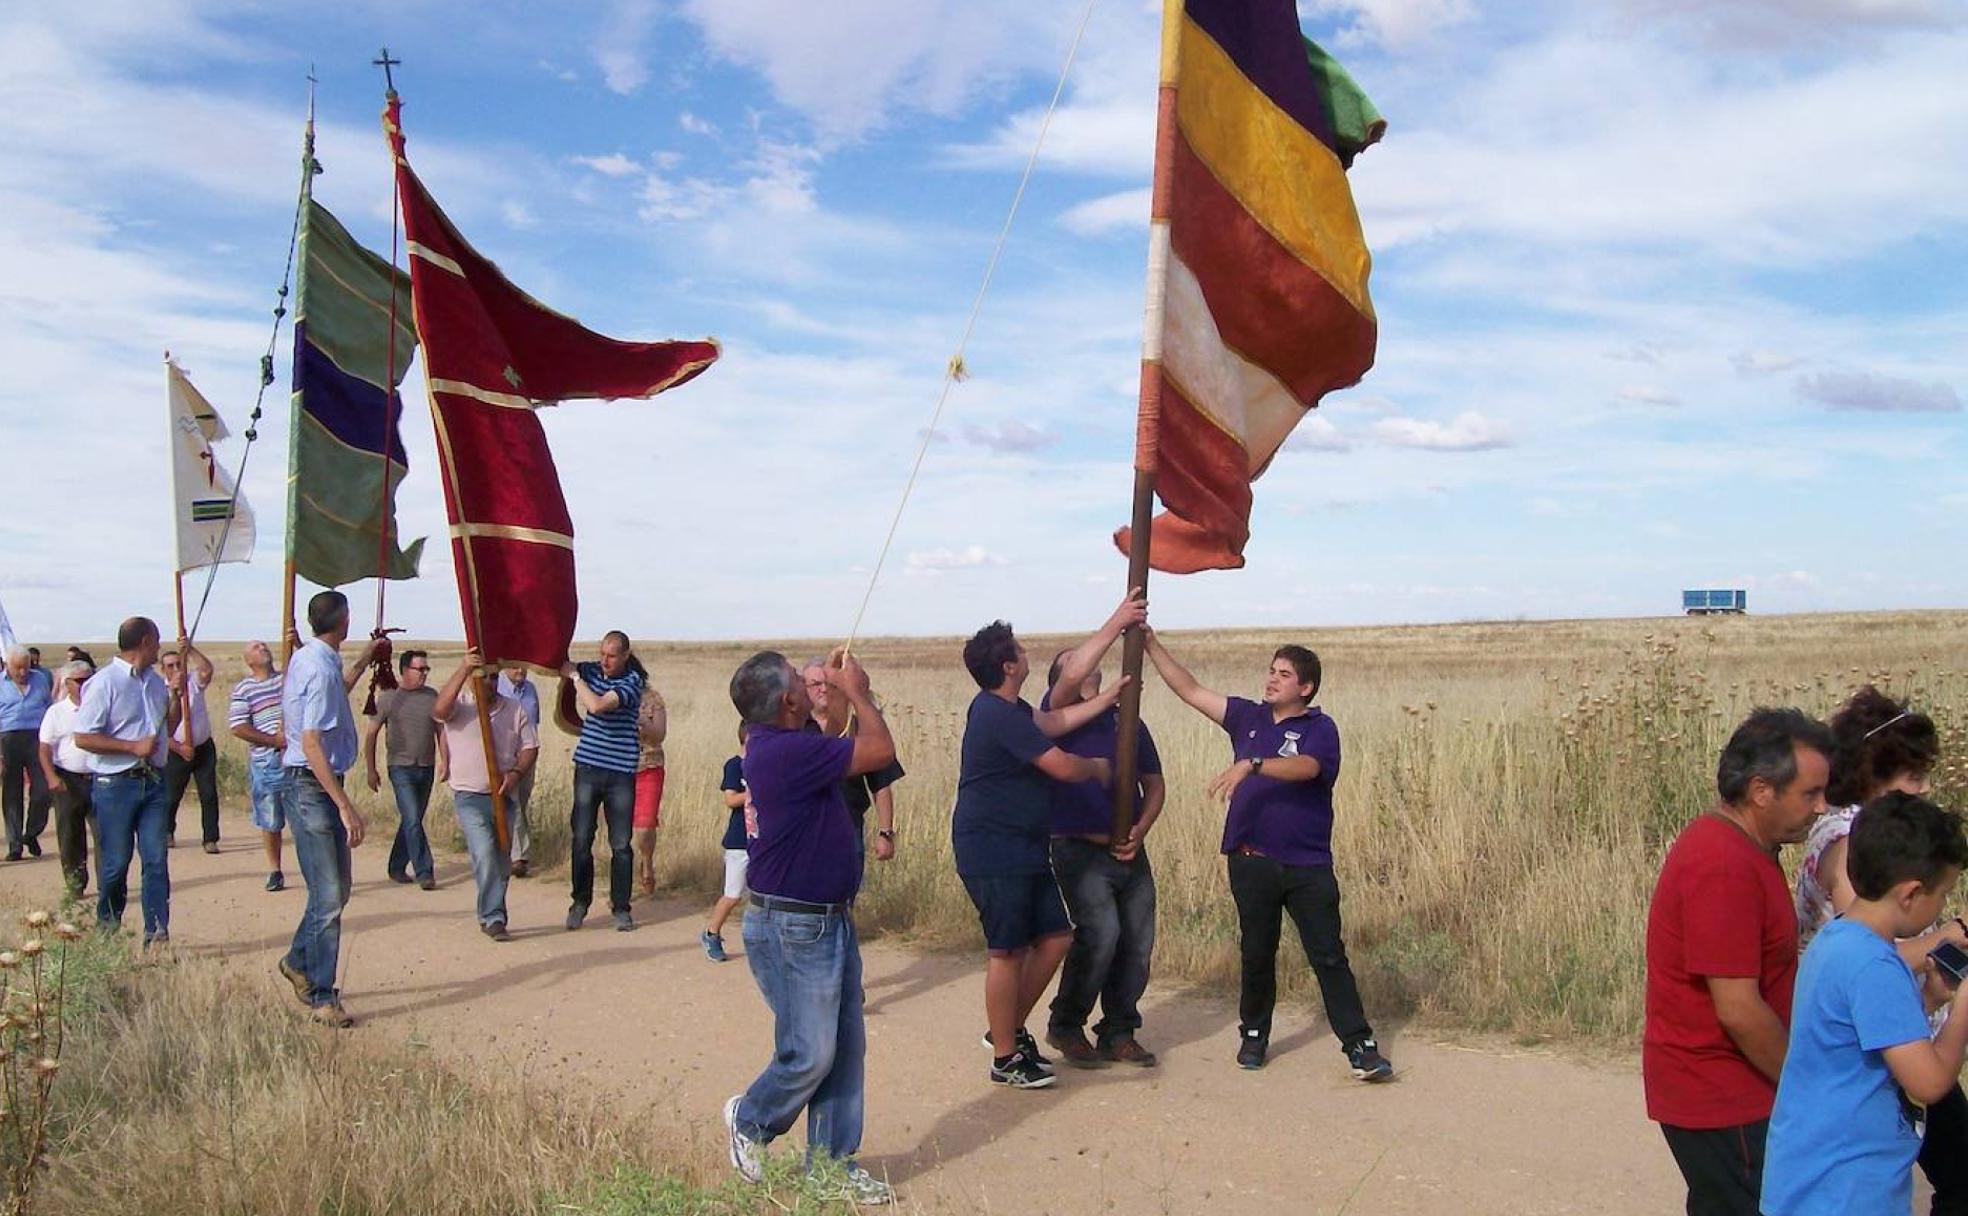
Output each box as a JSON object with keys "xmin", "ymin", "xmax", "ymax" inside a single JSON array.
[
  {"xmin": 700, "ymin": 724, "xmax": 750, "ymax": 962},
  {"xmin": 1763, "ymin": 792, "xmax": 1968, "ymax": 1215}
]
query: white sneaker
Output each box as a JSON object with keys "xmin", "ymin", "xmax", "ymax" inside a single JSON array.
[
  {"xmin": 837, "ymin": 1165, "xmax": 896, "ymax": 1206},
  {"xmin": 724, "ymin": 1095, "xmax": 763, "ymax": 1183}
]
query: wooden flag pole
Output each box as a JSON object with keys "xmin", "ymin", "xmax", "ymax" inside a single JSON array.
[
  {"xmin": 1110, "ymin": 0, "xmax": 1184, "ymax": 846},
  {"xmin": 172, "ymin": 571, "xmax": 198, "ymax": 754},
  {"xmin": 469, "ymin": 666, "xmax": 510, "ymax": 854}
]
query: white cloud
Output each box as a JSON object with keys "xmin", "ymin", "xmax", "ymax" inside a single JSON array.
[
  {"xmin": 1304, "ymin": 0, "xmax": 1477, "ymax": 48},
  {"xmin": 501, "ymin": 200, "xmax": 536, "ymax": 229},
  {"xmin": 963, "ymin": 420, "xmax": 1058, "ymax": 454},
  {"xmin": 1285, "ymin": 415, "xmax": 1352, "ymax": 452},
  {"xmin": 1060, "ymin": 188, "xmax": 1148, "ymax": 236},
  {"xmin": 678, "ymin": 112, "xmax": 719, "ymax": 137},
  {"xmin": 1733, "ymin": 349, "xmax": 1802, "ymax": 375},
  {"xmin": 907, "ymin": 545, "xmax": 1011, "ymax": 571},
  {"xmin": 1371, "ymin": 410, "xmax": 1514, "ymax": 451},
  {"xmin": 593, "ymin": 0, "xmax": 660, "ymax": 95},
  {"xmin": 1614, "ymin": 385, "xmax": 1680, "ymax": 407},
  {"xmin": 573, "ymin": 153, "xmax": 641, "ymax": 178},
  {"xmin": 1796, "ymin": 370, "xmax": 1962, "ymax": 413}
]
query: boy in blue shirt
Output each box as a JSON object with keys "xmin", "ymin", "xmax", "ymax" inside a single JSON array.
[
  {"xmin": 701, "ymin": 725, "xmax": 751, "ymax": 962},
  {"xmin": 1764, "ymin": 792, "xmax": 1968, "ymax": 1216}
]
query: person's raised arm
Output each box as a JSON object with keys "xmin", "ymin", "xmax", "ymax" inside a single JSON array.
[
  {"xmin": 826, "ymin": 649, "xmax": 896, "ymax": 777},
  {"xmin": 1143, "ymin": 627, "xmax": 1227, "ymax": 725},
  {"xmin": 432, "ymin": 650, "xmax": 481, "ymax": 722},
  {"xmin": 343, "ymin": 636, "xmax": 381, "ymax": 693},
  {"xmin": 179, "ymin": 638, "xmax": 215, "ymax": 687},
  {"xmin": 1705, "ymin": 976, "xmax": 1787, "ymax": 1084},
  {"xmin": 566, "ymin": 665, "xmax": 622, "ymax": 716},
  {"xmin": 1034, "ymin": 675, "xmax": 1132, "ymax": 737},
  {"xmin": 1048, "ymin": 589, "xmax": 1146, "ymax": 711}
]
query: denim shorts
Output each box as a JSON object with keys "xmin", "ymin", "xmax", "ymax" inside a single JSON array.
[
  {"xmin": 248, "ymin": 766, "xmax": 293, "ymax": 833},
  {"xmin": 960, "ymin": 871, "xmax": 1073, "ymax": 954}
]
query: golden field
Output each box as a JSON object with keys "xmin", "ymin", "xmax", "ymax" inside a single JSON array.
[{"xmin": 145, "ymin": 610, "xmax": 1968, "ymax": 1042}]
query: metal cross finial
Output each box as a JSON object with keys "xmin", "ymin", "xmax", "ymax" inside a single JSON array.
[{"xmin": 373, "ymin": 47, "xmax": 402, "ymax": 93}]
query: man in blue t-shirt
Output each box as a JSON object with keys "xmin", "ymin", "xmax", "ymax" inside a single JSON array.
[
  {"xmin": 557, "ymin": 629, "xmax": 645, "ymax": 932},
  {"xmin": 954, "ymin": 618, "xmax": 1125, "ymax": 1090},
  {"xmin": 721, "ymin": 648, "xmax": 898, "ymax": 1207},
  {"xmin": 1764, "ymin": 792, "xmax": 1968, "ymax": 1216},
  {"xmin": 1145, "ymin": 628, "xmax": 1391, "ymax": 1080}
]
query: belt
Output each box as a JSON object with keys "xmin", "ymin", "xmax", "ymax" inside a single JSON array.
[
  {"xmin": 749, "ymin": 893, "xmax": 848, "ymax": 917},
  {"xmin": 96, "ymin": 765, "xmax": 161, "ymax": 783},
  {"xmin": 1232, "ymin": 844, "xmax": 1267, "ymax": 858}
]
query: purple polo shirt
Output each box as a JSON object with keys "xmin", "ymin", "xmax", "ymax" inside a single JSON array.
[
  {"xmin": 1040, "ymin": 691, "xmax": 1162, "ymax": 838},
  {"xmin": 1220, "ymin": 696, "xmax": 1341, "ymax": 865},
  {"xmin": 742, "ymin": 724, "xmax": 858, "ymax": 904}
]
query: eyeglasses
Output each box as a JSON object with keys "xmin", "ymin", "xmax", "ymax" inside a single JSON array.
[{"xmin": 408, "ymin": 665, "xmax": 431, "ymax": 673}]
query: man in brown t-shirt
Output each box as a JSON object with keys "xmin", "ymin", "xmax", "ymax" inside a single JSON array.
[{"xmin": 362, "ymin": 650, "xmax": 439, "ymax": 889}]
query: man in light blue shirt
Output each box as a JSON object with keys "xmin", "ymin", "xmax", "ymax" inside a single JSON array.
[
  {"xmin": 277, "ymin": 590, "xmax": 381, "ymax": 1029},
  {"xmin": 496, "ymin": 665, "xmax": 541, "ymax": 877},
  {"xmin": 3, "ymin": 644, "xmax": 56, "ymax": 860},
  {"xmin": 72, "ymin": 617, "xmax": 180, "ymax": 945}
]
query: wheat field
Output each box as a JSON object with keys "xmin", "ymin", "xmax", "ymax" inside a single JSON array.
[{"xmin": 163, "ymin": 610, "xmax": 1968, "ymax": 1042}]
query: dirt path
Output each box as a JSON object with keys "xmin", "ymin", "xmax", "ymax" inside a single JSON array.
[{"xmin": 3, "ymin": 833, "xmax": 1684, "ymax": 1214}]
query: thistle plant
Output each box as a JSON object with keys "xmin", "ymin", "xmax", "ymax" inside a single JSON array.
[{"xmin": 0, "ymin": 910, "xmax": 82, "ymax": 1216}]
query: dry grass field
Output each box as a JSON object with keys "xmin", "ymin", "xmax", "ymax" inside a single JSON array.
[{"xmin": 166, "ymin": 610, "xmax": 1968, "ymax": 1043}]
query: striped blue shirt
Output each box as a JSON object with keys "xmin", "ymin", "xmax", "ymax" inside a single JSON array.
[{"xmin": 570, "ymin": 663, "xmax": 644, "ymax": 773}]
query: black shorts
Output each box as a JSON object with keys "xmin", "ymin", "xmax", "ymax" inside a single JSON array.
[{"xmin": 961, "ymin": 871, "xmax": 1073, "ymax": 954}]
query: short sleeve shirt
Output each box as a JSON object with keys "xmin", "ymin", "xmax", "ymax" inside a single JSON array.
[
  {"xmin": 742, "ymin": 726, "xmax": 857, "ymax": 903},
  {"xmin": 438, "ymin": 689, "xmax": 539, "ymax": 795},
  {"xmin": 73, "ymin": 657, "xmax": 170, "ymax": 773},
  {"xmin": 1794, "ymin": 805, "xmax": 1861, "ymax": 947},
  {"xmin": 0, "ymin": 667, "xmax": 53, "ymax": 732},
  {"xmin": 227, "ymin": 671, "xmax": 286, "ymax": 775},
  {"xmin": 570, "ymin": 663, "xmax": 644, "ymax": 773},
  {"xmin": 1762, "ymin": 919, "xmax": 1931, "ymax": 1216},
  {"xmin": 952, "ymin": 691, "xmax": 1057, "ymax": 876},
  {"xmin": 1219, "ymin": 697, "xmax": 1342, "ymax": 865},
  {"xmin": 282, "ymin": 638, "xmax": 356, "ymax": 774},
  {"xmin": 37, "ymin": 697, "xmax": 89, "ymax": 773},
  {"xmin": 373, "ymin": 686, "xmax": 439, "ymax": 767},
  {"xmin": 180, "ymin": 671, "xmax": 213, "ymax": 747},
  {"xmin": 720, "ymin": 755, "xmax": 749, "ymax": 850},
  {"xmin": 1643, "ymin": 814, "xmax": 1799, "ymax": 1128},
  {"xmin": 1040, "ymin": 692, "xmax": 1161, "ymax": 838}
]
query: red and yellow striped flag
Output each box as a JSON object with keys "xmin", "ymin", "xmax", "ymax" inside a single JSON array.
[{"xmin": 1117, "ymin": 0, "xmax": 1384, "ymax": 573}]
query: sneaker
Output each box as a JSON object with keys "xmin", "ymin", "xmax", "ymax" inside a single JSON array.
[
  {"xmin": 265, "ymin": 871, "xmax": 285, "ymax": 892},
  {"xmin": 817, "ymin": 1164, "xmax": 896, "ymax": 1207},
  {"xmin": 309, "ymin": 1002, "xmax": 355, "ymax": 1029},
  {"xmin": 565, "ymin": 903, "xmax": 588, "ymax": 931},
  {"xmin": 1042, "ymin": 1028, "xmax": 1111, "ymax": 1070},
  {"xmin": 613, "ymin": 909, "xmax": 635, "ymax": 933},
  {"xmin": 418, "ymin": 876, "xmax": 437, "ymax": 891},
  {"xmin": 989, "ymin": 1050, "xmax": 1057, "ymax": 1089},
  {"xmin": 511, "ymin": 860, "xmax": 531, "ymax": 878},
  {"xmin": 482, "ymin": 921, "xmax": 513, "ymax": 942},
  {"xmin": 1100, "ymin": 1037, "xmax": 1159, "ymax": 1068},
  {"xmin": 201, "ymin": 841, "xmax": 219, "ymax": 855},
  {"xmin": 981, "ymin": 1027, "xmax": 1054, "ymax": 1074},
  {"xmin": 1236, "ymin": 1028, "xmax": 1268, "ymax": 1070},
  {"xmin": 701, "ymin": 930, "xmax": 728, "ymax": 962},
  {"xmin": 1348, "ymin": 1038, "xmax": 1394, "ymax": 1083},
  {"xmin": 277, "ymin": 957, "xmax": 314, "ymax": 1007},
  {"xmin": 724, "ymin": 1095, "xmax": 764, "ymax": 1183}
]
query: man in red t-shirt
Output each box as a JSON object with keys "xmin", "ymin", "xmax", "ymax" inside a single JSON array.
[{"xmin": 1644, "ymin": 707, "xmax": 1833, "ymax": 1215}]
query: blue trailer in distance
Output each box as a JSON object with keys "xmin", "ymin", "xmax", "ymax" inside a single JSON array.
[{"xmin": 1682, "ymin": 588, "xmax": 1747, "ymax": 615}]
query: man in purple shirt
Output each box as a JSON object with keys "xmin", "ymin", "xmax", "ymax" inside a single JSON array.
[
  {"xmin": 723, "ymin": 647, "xmax": 898, "ymax": 1208},
  {"xmin": 1145, "ymin": 629, "xmax": 1392, "ymax": 1080}
]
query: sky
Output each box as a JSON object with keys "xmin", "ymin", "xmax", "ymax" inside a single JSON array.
[{"xmin": 2, "ymin": 0, "xmax": 1964, "ymax": 645}]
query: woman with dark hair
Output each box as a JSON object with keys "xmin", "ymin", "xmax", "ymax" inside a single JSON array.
[{"xmin": 1794, "ymin": 684, "xmax": 1966, "ymax": 1215}]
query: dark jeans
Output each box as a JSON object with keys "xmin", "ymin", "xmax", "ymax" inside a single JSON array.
[
  {"xmin": 1923, "ymin": 1082, "xmax": 1968, "ymax": 1215},
  {"xmin": 1659, "ymin": 1120, "xmax": 1766, "ymax": 1216},
  {"xmin": 286, "ymin": 769, "xmax": 353, "ymax": 1008},
  {"xmin": 569, "ymin": 763, "xmax": 634, "ymax": 913},
  {"xmin": 1226, "ymin": 853, "xmax": 1371, "ymax": 1049},
  {"xmin": 53, "ymin": 767, "xmax": 96, "ymax": 894},
  {"xmin": 93, "ymin": 768, "xmax": 171, "ymax": 940},
  {"xmin": 386, "ymin": 764, "xmax": 435, "ymax": 882},
  {"xmin": 165, "ymin": 736, "xmax": 220, "ymax": 844},
  {"xmin": 1048, "ymin": 837, "xmax": 1156, "ymax": 1044},
  {"xmin": 2, "ymin": 729, "xmax": 50, "ymax": 852}
]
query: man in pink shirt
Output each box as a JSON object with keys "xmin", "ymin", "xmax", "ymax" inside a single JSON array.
[{"xmin": 434, "ymin": 650, "xmax": 539, "ymax": 942}]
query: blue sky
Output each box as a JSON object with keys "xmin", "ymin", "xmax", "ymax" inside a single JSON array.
[{"xmin": 2, "ymin": 0, "xmax": 1964, "ymax": 645}]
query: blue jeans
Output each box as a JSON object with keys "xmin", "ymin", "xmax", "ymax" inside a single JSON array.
[
  {"xmin": 453, "ymin": 791, "xmax": 510, "ymax": 928},
  {"xmin": 286, "ymin": 769, "xmax": 353, "ymax": 1007},
  {"xmin": 569, "ymin": 764, "xmax": 634, "ymax": 912},
  {"xmin": 736, "ymin": 904, "xmax": 866, "ymax": 1165},
  {"xmin": 387, "ymin": 764, "xmax": 435, "ymax": 882},
  {"xmin": 92, "ymin": 769, "xmax": 170, "ymax": 939},
  {"xmin": 1048, "ymin": 837, "xmax": 1157, "ymax": 1044}
]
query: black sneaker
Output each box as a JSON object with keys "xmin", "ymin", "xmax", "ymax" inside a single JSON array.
[
  {"xmin": 989, "ymin": 1050, "xmax": 1057, "ymax": 1089},
  {"xmin": 1236, "ymin": 1028, "xmax": 1268, "ymax": 1070},
  {"xmin": 981, "ymin": 1027, "xmax": 1054, "ymax": 1075},
  {"xmin": 1347, "ymin": 1038, "xmax": 1394, "ymax": 1082},
  {"xmin": 613, "ymin": 910, "xmax": 635, "ymax": 933},
  {"xmin": 565, "ymin": 903, "xmax": 588, "ymax": 931},
  {"xmin": 265, "ymin": 871, "xmax": 285, "ymax": 892}
]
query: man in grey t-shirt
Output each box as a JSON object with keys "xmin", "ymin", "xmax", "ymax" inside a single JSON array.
[{"xmin": 362, "ymin": 650, "xmax": 439, "ymax": 889}]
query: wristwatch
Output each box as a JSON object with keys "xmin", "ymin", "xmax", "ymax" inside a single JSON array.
[
  {"xmin": 1249, "ymin": 757, "xmax": 1264, "ymax": 776},
  {"xmin": 877, "ymin": 829, "xmax": 896, "ymax": 841}
]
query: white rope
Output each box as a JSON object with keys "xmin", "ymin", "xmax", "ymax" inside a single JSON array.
[{"xmin": 841, "ymin": 0, "xmax": 1098, "ymax": 654}]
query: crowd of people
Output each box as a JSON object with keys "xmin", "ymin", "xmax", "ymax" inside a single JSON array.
[{"xmin": 6, "ymin": 593, "xmax": 1963, "ymax": 1211}]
